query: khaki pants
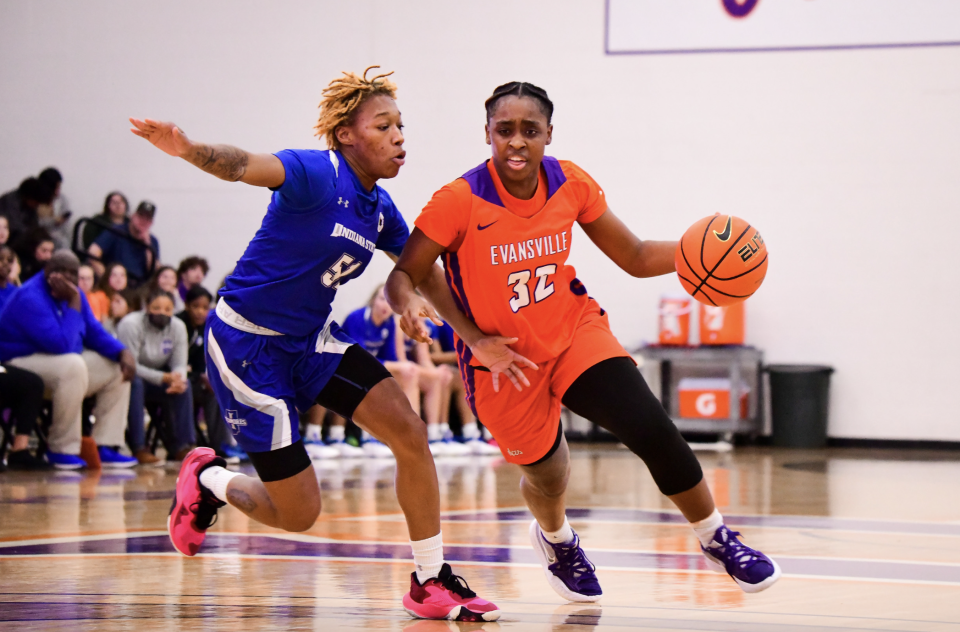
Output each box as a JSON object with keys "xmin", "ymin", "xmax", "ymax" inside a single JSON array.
[{"xmin": 9, "ymin": 351, "xmax": 130, "ymax": 455}]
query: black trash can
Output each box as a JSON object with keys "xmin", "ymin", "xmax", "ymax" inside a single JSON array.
[{"xmin": 767, "ymin": 365, "xmax": 834, "ymax": 448}]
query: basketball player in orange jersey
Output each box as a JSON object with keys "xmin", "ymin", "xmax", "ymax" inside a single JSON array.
[{"xmin": 386, "ymin": 82, "xmax": 780, "ymax": 601}]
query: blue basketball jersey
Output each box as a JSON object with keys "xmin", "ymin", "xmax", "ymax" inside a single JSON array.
[
  {"xmin": 341, "ymin": 307, "xmax": 399, "ymax": 362},
  {"xmin": 219, "ymin": 149, "xmax": 409, "ymax": 337}
]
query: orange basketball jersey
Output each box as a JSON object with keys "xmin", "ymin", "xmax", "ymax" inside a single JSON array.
[{"xmin": 415, "ymin": 158, "xmax": 608, "ymax": 366}]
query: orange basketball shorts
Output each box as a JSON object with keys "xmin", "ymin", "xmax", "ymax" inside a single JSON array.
[{"xmin": 469, "ymin": 300, "xmax": 632, "ymax": 465}]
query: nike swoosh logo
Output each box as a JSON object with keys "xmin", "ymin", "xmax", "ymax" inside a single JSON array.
[
  {"xmin": 477, "ymin": 221, "xmax": 498, "ymax": 231},
  {"xmin": 713, "ymin": 216, "xmax": 733, "ymax": 242}
]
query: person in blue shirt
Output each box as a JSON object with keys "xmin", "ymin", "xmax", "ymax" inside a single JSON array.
[
  {"xmin": 0, "ymin": 251, "xmax": 138, "ymax": 469},
  {"xmin": 129, "ymin": 67, "xmax": 530, "ymax": 622},
  {"xmin": 87, "ymin": 201, "xmax": 160, "ymax": 286},
  {"xmin": 0, "ymin": 245, "xmax": 17, "ymax": 314}
]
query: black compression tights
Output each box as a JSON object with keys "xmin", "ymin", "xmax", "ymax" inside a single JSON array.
[{"xmin": 561, "ymin": 357, "xmax": 704, "ymax": 497}]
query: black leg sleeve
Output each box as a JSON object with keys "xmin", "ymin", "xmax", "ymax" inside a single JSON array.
[
  {"xmin": 561, "ymin": 357, "xmax": 703, "ymax": 496},
  {"xmin": 0, "ymin": 365, "xmax": 45, "ymax": 437}
]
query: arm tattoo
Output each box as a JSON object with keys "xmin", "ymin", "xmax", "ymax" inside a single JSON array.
[
  {"xmin": 227, "ymin": 488, "xmax": 258, "ymax": 513},
  {"xmin": 188, "ymin": 143, "xmax": 249, "ymax": 182}
]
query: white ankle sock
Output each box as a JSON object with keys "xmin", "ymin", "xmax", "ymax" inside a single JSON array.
[
  {"xmin": 199, "ymin": 466, "xmax": 240, "ymax": 503},
  {"xmin": 540, "ymin": 516, "xmax": 575, "ymax": 544},
  {"xmin": 304, "ymin": 424, "xmax": 322, "ymax": 442},
  {"xmin": 439, "ymin": 423, "xmax": 451, "ymax": 439},
  {"xmin": 691, "ymin": 509, "xmax": 724, "ymax": 547},
  {"xmin": 427, "ymin": 424, "xmax": 442, "ymax": 442},
  {"xmin": 461, "ymin": 421, "xmax": 481, "ymax": 440},
  {"xmin": 411, "ymin": 532, "xmax": 445, "ymax": 584},
  {"xmin": 328, "ymin": 425, "xmax": 345, "ymax": 442}
]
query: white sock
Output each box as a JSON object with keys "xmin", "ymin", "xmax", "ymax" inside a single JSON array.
[
  {"xmin": 540, "ymin": 516, "xmax": 575, "ymax": 544},
  {"xmin": 439, "ymin": 423, "xmax": 451, "ymax": 439},
  {"xmin": 461, "ymin": 421, "xmax": 481, "ymax": 440},
  {"xmin": 427, "ymin": 424, "xmax": 442, "ymax": 442},
  {"xmin": 691, "ymin": 509, "xmax": 724, "ymax": 547},
  {"xmin": 199, "ymin": 466, "xmax": 241, "ymax": 503},
  {"xmin": 304, "ymin": 424, "xmax": 322, "ymax": 442},
  {"xmin": 328, "ymin": 425, "xmax": 345, "ymax": 442},
  {"xmin": 411, "ymin": 532, "xmax": 445, "ymax": 584}
]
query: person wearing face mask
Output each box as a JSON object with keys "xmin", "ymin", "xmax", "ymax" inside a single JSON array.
[{"xmin": 117, "ymin": 288, "xmax": 195, "ymax": 465}]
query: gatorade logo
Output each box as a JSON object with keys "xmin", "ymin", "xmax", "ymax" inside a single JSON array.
[{"xmin": 695, "ymin": 393, "xmax": 718, "ymax": 416}]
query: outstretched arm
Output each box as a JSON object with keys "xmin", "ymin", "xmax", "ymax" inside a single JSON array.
[
  {"xmin": 386, "ymin": 230, "xmax": 538, "ymax": 393},
  {"xmin": 580, "ymin": 208, "xmax": 677, "ymax": 278},
  {"xmin": 129, "ymin": 118, "xmax": 285, "ymax": 188}
]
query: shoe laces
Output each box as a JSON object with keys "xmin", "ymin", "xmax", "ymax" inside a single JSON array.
[
  {"xmin": 708, "ymin": 528, "xmax": 760, "ymax": 570},
  {"xmin": 549, "ymin": 535, "xmax": 595, "ymax": 579},
  {"xmin": 439, "ymin": 569, "xmax": 477, "ymax": 599},
  {"xmin": 191, "ymin": 487, "xmax": 226, "ymax": 531}
]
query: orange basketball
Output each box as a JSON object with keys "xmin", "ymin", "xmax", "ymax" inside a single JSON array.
[{"xmin": 675, "ymin": 214, "xmax": 768, "ymax": 306}]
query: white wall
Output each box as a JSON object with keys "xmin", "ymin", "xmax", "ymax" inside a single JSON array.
[{"xmin": 2, "ymin": 1, "xmax": 958, "ymax": 441}]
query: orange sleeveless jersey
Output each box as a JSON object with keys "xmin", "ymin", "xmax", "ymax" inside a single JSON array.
[{"xmin": 415, "ymin": 157, "xmax": 608, "ymax": 365}]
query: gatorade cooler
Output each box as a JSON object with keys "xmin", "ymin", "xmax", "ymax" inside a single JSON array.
[
  {"xmin": 699, "ymin": 302, "xmax": 745, "ymax": 346},
  {"xmin": 659, "ymin": 295, "xmax": 692, "ymax": 345},
  {"xmin": 678, "ymin": 378, "xmax": 749, "ymax": 419}
]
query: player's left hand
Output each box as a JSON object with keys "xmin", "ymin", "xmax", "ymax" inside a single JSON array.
[
  {"xmin": 469, "ymin": 336, "xmax": 539, "ymax": 393},
  {"xmin": 397, "ymin": 294, "xmax": 443, "ymax": 344}
]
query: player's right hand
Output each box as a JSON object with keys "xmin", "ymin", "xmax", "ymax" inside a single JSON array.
[
  {"xmin": 129, "ymin": 118, "xmax": 192, "ymax": 158},
  {"xmin": 469, "ymin": 336, "xmax": 539, "ymax": 393},
  {"xmin": 397, "ymin": 294, "xmax": 443, "ymax": 344}
]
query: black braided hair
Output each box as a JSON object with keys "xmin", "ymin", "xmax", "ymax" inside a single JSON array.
[{"xmin": 484, "ymin": 82, "xmax": 554, "ymax": 123}]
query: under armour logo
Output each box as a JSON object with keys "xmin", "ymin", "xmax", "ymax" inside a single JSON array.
[
  {"xmin": 338, "ymin": 197, "xmax": 349, "ymax": 208},
  {"xmin": 241, "ymin": 360, "xmax": 252, "ymax": 368}
]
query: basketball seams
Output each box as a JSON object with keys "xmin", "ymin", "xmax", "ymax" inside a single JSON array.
[
  {"xmin": 690, "ymin": 219, "xmax": 753, "ymax": 299},
  {"xmin": 712, "ymin": 253, "xmax": 768, "ymax": 282}
]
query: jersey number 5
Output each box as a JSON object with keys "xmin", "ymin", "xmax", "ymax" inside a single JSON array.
[
  {"xmin": 507, "ymin": 264, "xmax": 557, "ymax": 313},
  {"xmin": 322, "ymin": 253, "xmax": 363, "ymax": 289}
]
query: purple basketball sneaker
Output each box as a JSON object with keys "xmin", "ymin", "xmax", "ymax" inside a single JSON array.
[
  {"xmin": 529, "ymin": 519, "xmax": 602, "ymax": 602},
  {"xmin": 700, "ymin": 525, "xmax": 781, "ymax": 593}
]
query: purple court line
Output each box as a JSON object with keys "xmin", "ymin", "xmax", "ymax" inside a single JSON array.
[
  {"xmin": 441, "ymin": 508, "xmax": 960, "ymax": 537},
  {"xmin": 602, "ymin": 0, "xmax": 960, "ymax": 56},
  {"xmin": 2, "ymin": 534, "xmax": 959, "ymax": 585}
]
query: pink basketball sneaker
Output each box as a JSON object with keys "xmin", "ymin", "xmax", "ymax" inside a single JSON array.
[
  {"xmin": 403, "ymin": 563, "xmax": 500, "ymax": 622},
  {"xmin": 168, "ymin": 447, "xmax": 226, "ymax": 556}
]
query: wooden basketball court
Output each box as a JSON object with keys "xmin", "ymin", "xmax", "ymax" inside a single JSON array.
[{"xmin": 2, "ymin": 445, "xmax": 959, "ymax": 631}]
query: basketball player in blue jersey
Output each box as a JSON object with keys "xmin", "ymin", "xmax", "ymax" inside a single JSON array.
[{"xmin": 129, "ymin": 67, "xmax": 531, "ymax": 622}]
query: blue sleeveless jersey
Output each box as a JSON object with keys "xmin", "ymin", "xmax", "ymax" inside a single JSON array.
[{"xmin": 219, "ymin": 149, "xmax": 409, "ymax": 337}]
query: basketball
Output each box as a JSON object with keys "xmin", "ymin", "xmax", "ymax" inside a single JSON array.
[{"xmin": 675, "ymin": 214, "xmax": 768, "ymax": 306}]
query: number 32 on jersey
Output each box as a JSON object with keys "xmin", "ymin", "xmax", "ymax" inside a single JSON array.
[{"xmin": 507, "ymin": 264, "xmax": 557, "ymax": 313}]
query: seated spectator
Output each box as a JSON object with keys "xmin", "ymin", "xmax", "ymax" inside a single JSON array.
[
  {"xmin": 118, "ymin": 288, "xmax": 196, "ymax": 464},
  {"xmin": 0, "ymin": 177, "xmax": 53, "ymax": 244},
  {"xmin": 87, "ymin": 262, "xmax": 127, "ymax": 323},
  {"xmin": 82, "ymin": 191, "xmax": 129, "ymax": 251},
  {"xmin": 37, "ymin": 167, "xmax": 72, "ymax": 249},
  {"xmin": 0, "ymin": 215, "xmax": 9, "ymax": 247},
  {"xmin": 8, "ymin": 251, "xmax": 21, "ymax": 287},
  {"xmin": 149, "ymin": 265, "xmax": 183, "ymax": 312},
  {"xmin": 428, "ymin": 320, "xmax": 498, "ymax": 454},
  {"xmin": 0, "ymin": 363, "xmax": 51, "ymax": 470},
  {"xmin": 0, "ymin": 245, "xmax": 17, "ymax": 314},
  {"xmin": 0, "ymin": 250, "xmax": 138, "ymax": 469},
  {"xmin": 341, "ymin": 284, "xmax": 448, "ymax": 456},
  {"xmin": 103, "ymin": 290, "xmax": 131, "ymax": 338},
  {"xmin": 88, "ymin": 200, "xmax": 159, "ymax": 286},
  {"xmin": 176, "ymin": 256, "xmax": 209, "ymax": 306},
  {"xmin": 175, "ymin": 285, "xmax": 245, "ymax": 463},
  {"xmin": 77, "ymin": 263, "xmax": 97, "ymax": 315},
  {"xmin": 15, "ymin": 227, "xmax": 55, "ymax": 280}
]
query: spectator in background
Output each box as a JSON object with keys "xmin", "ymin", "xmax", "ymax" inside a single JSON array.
[
  {"xmin": 82, "ymin": 191, "xmax": 129, "ymax": 250},
  {"xmin": 77, "ymin": 263, "xmax": 97, "ymax": 313},
  {"xmin": 176, "ymin": 256, "xmax": 208, "ymax": 305},
  {"xmin": 176, "ymin": 285, "xmax": 245, "ymax": 463},
  {"xmin": 0, "ymin": 215, "xmax": 10, "ymax": 247},
  {"xmin": 0, "ymin": 246, "xmax": 17, "ymax": 314},
  {"xmin": 88, "ymin": 200, "xmax": 159, "ymax": 286},
  {"xmin": 150, "ymin": 265, "xmax": 183, "ymax": 311},
  {"xmin": 118, "ymin": 288, "xmax": 196, "ymax": 464},
  {"xmin": 0, "ymin": 362, "xmax": 50, "ymax": 471},
  {"xmin": 15, "ymin": 227, "xmax": 55, "ymax": 280},
  {"xmin": 37, "ymin": 168, "xmax": 72, "ymax": 249},
  {"xmin": 87, "ymin": 262, "xmax": 127, "ymax": 323},
  {"xmin": 103, "ymin": 290, "xmax": 131, "ymax": 337},
  {"xmin": 0, "ymin": 250, "xmax": 138, "ymax": 470},
  {"xmin": 8, "ymin": 252, "xmax": 21, "ymax": 287},
  {"xmin": 0, "ymin": 177, "xmax": 53, "ymax": 243}
]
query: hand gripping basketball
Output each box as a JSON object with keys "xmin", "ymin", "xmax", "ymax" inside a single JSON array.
[{"xmin": 675, "ymin": 214, "xmax": 768, "ymax": 306}]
